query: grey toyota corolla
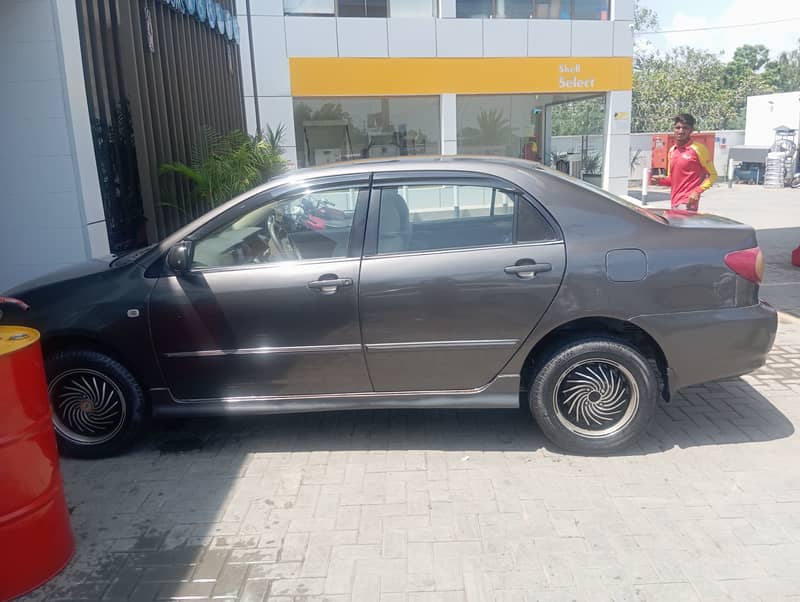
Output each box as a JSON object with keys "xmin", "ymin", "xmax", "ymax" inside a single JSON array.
[{"xmin": 2, "ymin": 157, "xmax": 776, "ymax": 458}]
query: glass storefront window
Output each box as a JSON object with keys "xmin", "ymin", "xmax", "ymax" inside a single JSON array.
[
  {"xmin": 456, "ymin": 0, "xmax": 492, "ymax": 17},
  {"xmin": 293, "ymin": 97, "xmax": 441, "ymax": 168},
  {"xmin": 284, "ymin": 0, "xmax": 393, "ymax": 16},
  {"xmin": 457, "ymin": 93, "xmax": 605, "ymax": 180},
  {"xmin": 454, "ymin": 0, "xmax": 609, "ymax": 19},
  {"xmin": 338, "ymin": 0, "xmax": 387, "ymax": 17},
  {"xmin": 390, "ymin": 0, "xmax": 436, "ymax": 17},
  {"xmin": 500, "ymin": 0, "xmax": 535, "ymax": 18},
  {"xmin": 457, "ymin": 94, "xmax": 542, "ymax": 158},
  {"xmin": 534, "ymin": 0, "xmax": 566, "ymax": 19},
  {"xmin": 571, "ymin": 0, "xmax": 609, "ymax": 19},
  {"xmin": 284, "ymin": 0, "xmax": 335, "ymax": 15}
]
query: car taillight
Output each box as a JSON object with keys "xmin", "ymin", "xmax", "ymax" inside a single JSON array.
[{"xmin": 725, "ymin": 247, "xmax": 764, "ymax": 284}]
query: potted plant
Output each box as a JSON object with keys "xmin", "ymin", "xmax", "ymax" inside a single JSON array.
[{"xmin": 581, "ymin": 152, "xmax": 603, "ymax": 186}]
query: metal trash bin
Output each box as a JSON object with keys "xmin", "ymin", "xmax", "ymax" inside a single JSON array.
[{"xmin": 0, "ymin": 325, "xmax": 74, "ymax": 600}]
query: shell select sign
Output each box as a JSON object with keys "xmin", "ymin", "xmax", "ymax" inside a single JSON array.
[{"xmin": 289, "ymin": 57, "xmax": 633, "ymax": 96}]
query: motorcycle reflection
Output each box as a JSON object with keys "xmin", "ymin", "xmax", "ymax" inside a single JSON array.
[{"xmin": 291, "ymin": 196, "xmax": 350, "ymax": 231}]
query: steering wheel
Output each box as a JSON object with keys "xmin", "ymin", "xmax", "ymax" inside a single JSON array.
[{"xmin": 267, "ymin": 214, "xmax": 301, "ymax": 260}]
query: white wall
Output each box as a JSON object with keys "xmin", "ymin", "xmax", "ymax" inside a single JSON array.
[
  {"xmin": 745, "ymin": 91, "xmax": 800, "ymax": 147},
  {"xmin": 625, "ymin": 130, "xmax": 745, "ymax": 182},
  {"xmin": 0, "ymin": 0, "xmax": 105, "ymax": 292}
]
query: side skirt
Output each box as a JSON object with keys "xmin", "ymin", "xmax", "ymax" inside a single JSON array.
[{"xmin": 150, "ymin": 374, "xmax": 521, "ymax": 418}]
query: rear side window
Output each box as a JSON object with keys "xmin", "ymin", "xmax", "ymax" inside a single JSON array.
[
  {"xmin": 377, "ymin": 184, "xmax": 515, "ymax": 254},
  {"xmin": 517, "ymin": 196, "xmax": 557, "ymax": 242}
]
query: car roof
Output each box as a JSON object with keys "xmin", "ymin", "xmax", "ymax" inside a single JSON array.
[{"xmin": 268, "ymin": 155, "xmax": 548, "ymax": 185}]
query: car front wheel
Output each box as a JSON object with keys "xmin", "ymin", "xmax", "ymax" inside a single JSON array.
[
  {"xmin": 529, "ymin": 338, "xmax": 658, "ymax": 454},
  {"xmin": 46, "ymin": 350, "xmax": 145, "ymax": 458}
]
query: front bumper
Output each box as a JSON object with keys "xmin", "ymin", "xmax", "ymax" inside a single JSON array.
[{"xmin": 631, "ymin": 301, "xmax": 777, "ymax": 393}]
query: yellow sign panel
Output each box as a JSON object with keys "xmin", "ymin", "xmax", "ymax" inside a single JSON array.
[{"xmin": 290, "ymin": 57, "xmax": 633, "ymax": 97}]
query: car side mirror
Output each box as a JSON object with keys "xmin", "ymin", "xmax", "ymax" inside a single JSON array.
[{"xmin": 166, "ymin": 241, "xmax": 192, "ymax": 275}]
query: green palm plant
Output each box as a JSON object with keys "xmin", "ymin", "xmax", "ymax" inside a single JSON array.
[{"xmin": 160, "ymin": 125, "xmax": 286, "ymax": 210}]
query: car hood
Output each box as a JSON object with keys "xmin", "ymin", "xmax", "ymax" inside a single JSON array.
[{"xmin": 3, "ymin": 257, "xmax": 114, "ymax": 296}]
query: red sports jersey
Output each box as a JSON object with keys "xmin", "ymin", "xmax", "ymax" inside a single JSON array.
[{"xmin": 657, "ymin": 142, "xmax": 717, "ymax": 210}]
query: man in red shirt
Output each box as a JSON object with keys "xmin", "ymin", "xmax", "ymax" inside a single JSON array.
[{"xmin": 652, "ymin": 114, "xmax": 717, "ymax": 211}]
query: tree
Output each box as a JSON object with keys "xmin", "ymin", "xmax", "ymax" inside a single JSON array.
[
  {"xmin": 723, "ymin": 44, "xmax": 770, "ymax": 88},
  {"xmin": 633, "ymin": 0, "xmax": 659, "ymax": 59},
  {"xmin": 630, "ymin": 4, "xmax": 774, "ymax": 131},
  {"xmin": 763, "ymin": 39, "xmax": 800, "ymax": 92},
  {"xmin": 160, "ymin": 127, "xmax": 286, "ymax": 209},
  {"xmin": 551, "ymin": 96, "xmax": 605, "ymax": 136},
  {"xmin": 632, "ymin": 44, "xmax": 773, "ymax": 132},
  {"xmin": 633, "ymin": 0, "xmax": 658, "ymax": 32}
]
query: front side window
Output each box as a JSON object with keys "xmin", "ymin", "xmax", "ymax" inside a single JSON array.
[
  {"xmin": 192, "ymin": 187, "xmax": 361, "ymax": 269},
  {"xmin": 376, "ymin": 183, "xmax": 554, "ymax": 255}
]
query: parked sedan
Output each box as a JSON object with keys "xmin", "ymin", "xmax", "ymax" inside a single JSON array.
[{"xmin": 2, "ymin": 157, "xmax": 776, "ymax": 458}]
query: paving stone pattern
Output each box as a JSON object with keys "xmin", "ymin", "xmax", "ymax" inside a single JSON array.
[{"xmin": 19, "ymin": 341, "xmax": 800, "ymax": 602}]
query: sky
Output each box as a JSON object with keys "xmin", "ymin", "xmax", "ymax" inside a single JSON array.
[{"xmin": 637, "ymin": 0, "xmax": 800, "ymax": 60}]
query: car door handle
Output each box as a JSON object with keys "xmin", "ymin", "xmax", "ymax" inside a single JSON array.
[
  {"xmin": 504, "ymin": 262, "xmax": 552, "ymax": 279},
  {"xmin": 308, "ymin": 276, "xmax": 353, "ymax": 294}
]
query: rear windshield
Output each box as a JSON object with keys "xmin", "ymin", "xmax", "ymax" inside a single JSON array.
[{"xmin": 518, "ymin": 164, "xmax": 668, "ymax": 225}]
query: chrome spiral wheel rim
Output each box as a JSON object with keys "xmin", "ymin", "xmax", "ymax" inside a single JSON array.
[
  {"xmin": 49, "ymin": 369, "xmax": 127, "ymax": 445},
  {"xmin": 553, "ymin": 358, "xmax": 639, "ymax": 438}
]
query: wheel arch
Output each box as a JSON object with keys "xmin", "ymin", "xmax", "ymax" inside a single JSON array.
[
  {"xmin": 41, "ymin": 332, "xmax": 151, "ymax": 397},
  {"xmin": 519, "ymin": 316, "xmax": 670, "ymax": 404}
]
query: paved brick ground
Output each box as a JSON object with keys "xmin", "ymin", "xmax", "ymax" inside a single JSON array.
[{"xmin": 20, "ymin": 185, "xmax": 800, "ymax": 602}]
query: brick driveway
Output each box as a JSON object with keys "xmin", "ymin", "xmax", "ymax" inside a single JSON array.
[
  {"xmin": 20, "ymin": 341, "xmax": 800, "ymax": 602},
  {"xmin": 21, "ymin": 186, "xmax": 800, "ymax": 601}
]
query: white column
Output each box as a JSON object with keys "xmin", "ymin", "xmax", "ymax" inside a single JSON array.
[
  {"xmin": 440, "ymin": 0, "xmax": 456, "ymax": 18},
  {"xmin": 602, "ymin": 90, "xmax": 632, "ymax": 196},
  {"xmin": 441, "ymin": 94, "xmax": 457, "ymax": 155},
  {"xmin": 54, "ymin": 0, "xmax": 109, "ymax": 257},
  {"xmin": 610, "ymin": 0, "xmax": 634, "ymax": 21},
  {"xmin": 543, "ymin": 104, "xmax": 553, "ymax": 166}
]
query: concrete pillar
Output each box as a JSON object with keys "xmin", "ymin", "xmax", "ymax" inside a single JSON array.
[
  {"xmin": 441, "ymin": 94, "xmax": 457, "ymax": 155},
  {"xmin": 602, "ymin": 90, "xmax": 632, "ymax": 196},
  {"xmin": 55, "ymin": 0, "xmax": 109, "ymax": 257}
]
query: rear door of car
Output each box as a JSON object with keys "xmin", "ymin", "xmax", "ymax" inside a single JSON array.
[{"xmin": 358, "ymin": 171, "xmax": 566, "ymax": 392}]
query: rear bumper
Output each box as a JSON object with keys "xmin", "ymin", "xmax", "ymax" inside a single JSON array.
[{"xmin": 631, "ymin": 301, "xmax": 777, "ymax": 392}]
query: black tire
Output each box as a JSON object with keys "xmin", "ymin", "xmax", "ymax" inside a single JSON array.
[
  {"xmin": 529, "ymin": 337, "xmax": 658, "ymax": 454},
  {"xmin": 45, "ymin": 350, "xmax": 146, "ymax": 458}
]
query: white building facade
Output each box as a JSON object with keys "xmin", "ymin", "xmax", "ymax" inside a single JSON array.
[
  {"xmin": 237, "ymin": 0, "xmax": 635, "ymax": 195},
  {"xmin": 0, "ymin": 0, "xmax": 106, "ymax": 291},
  {"xmin": 745, "ymin": 91, "xmax": 800, "ymax": 147}
]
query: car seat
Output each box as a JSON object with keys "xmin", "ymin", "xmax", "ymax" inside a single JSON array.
[{"xmin": 378, "ymin": 190, "xmax": 412, "ymax": 253}]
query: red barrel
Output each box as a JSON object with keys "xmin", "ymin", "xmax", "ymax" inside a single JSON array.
[{"xmin": 0, "ymin": 326, "xmax": 74, "ymax": 600}]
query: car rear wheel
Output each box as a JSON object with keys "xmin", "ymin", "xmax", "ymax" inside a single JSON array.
[
  {"xmin": 529, "ymin": 338, "xmax": 658, "ymax": 454},
  {"xmin": 45, "ymin": 350, "xmax": 145, "ymax": 458}
]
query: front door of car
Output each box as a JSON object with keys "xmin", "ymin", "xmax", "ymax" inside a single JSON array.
[
  {"xmin": 149, "ymin": 177, "xmax": 372, "ymax": 401},
  {"xmin": 358, "ymin": 173, "xmax": 566, "ymax": 392}
]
